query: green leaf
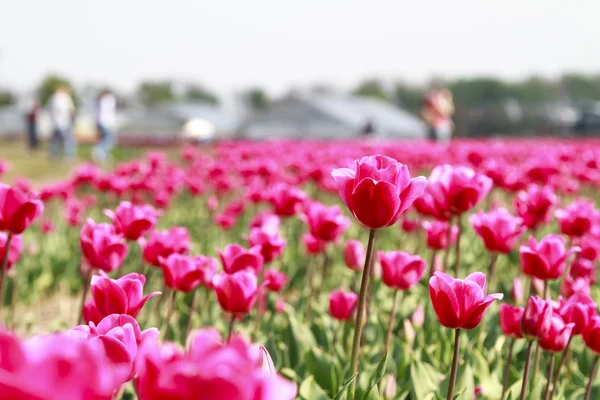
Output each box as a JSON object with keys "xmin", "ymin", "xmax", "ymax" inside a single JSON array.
[
  {"xmin": 454, "ymin": 364, "xmax": 474, "ymax": 400},
  {"xmin": 285, "ymin": 312, "xmax": 317, "ymax": 369},
  {"xmin": 333, "ymin": 373, "xmax": 358, "ymax": 400},
  {"xmin": 311, "ymin": 318, "xmax": 331, "ymax": 349},
  {"xmin": 410, "ymin": 360, "xmax": 443, "ymax": 399},
  {"xmin": 299, "ymin": 376, "xmax": 332, "ymax": 400},
  {"xmin": 304, "ymin": 347, "xmax": 340, "ymax": 397},
  {"xmin": 360, "ymin": 352, "xmax": 389, "ymax": 400}
]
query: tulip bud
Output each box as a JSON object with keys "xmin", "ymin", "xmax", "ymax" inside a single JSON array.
[
  {"xmin": 411, "ymin": 305, "xmax": 425, "ymax": 328},
  {"xmin": 258, "ymin": 346, "xmax": 276, "ymax": 376},
  {"xmin": 403, "ymin": 319, "xmax": 416, "ymax": 347},
  {"xmin": 329, "ymin": 290, "xmax": 358, "ymax": 321},
  {"xmin": 511, "ymin": 277, "xmax": 524, "ymax": 303},
  {"xmin": 343, "ymin": 240, "xmax": 365, "ymax": 271},
  {"xmin": 381, "ymin": 374, "xmax": 397, "ymax": 399}
]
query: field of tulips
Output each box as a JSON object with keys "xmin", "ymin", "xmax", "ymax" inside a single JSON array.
[{"xmin": 0, "ymin": 138, "xmax": 600, "ymax": 400}]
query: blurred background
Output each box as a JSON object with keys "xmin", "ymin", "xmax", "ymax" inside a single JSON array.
[{"xmin": 1, "ymin": 0, "xmax": 599, "ymax": 145}]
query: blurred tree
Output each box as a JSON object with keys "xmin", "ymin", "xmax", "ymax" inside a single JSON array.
[
  {"xmin": 137, "ymin": 81, "xmax": 176, "ymax": 106},
  {"xmin": 242, "ymin": 88, "xmax": 269, "ymax": 111},
  {"xmin": 393, "ymin": 82, "xmax": 425, "ymax": 113},
  {"xmin": 185, "ymin": 84, "xmax": 220, "ymax": 105},
  {"xmin": 561, "ymin": 73, "xmax": 600, "ymax": 101},
  {"xmin": 38, "ymin": 74, "xmax": 79, "ymax": 106},
  {"xmin": 310, "ymin": 83, "xmax": 337, "ymax": 95},
  {"xmin": 352, "ymin": 79, "xmax": 389, "ymax": 100},
  {"xmin": 448, "ymin": 77, "xmax": 510, "ymax": 107},
  {"xmin": 0, "ymin": 89, "xmax": 15, "ymax": 106},
  {"xmin": 506, "ymin": 76, "xmax": 561, "ymax": 103}
]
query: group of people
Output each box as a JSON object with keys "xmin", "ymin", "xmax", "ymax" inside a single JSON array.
[{"xmin": 26, "ymin": 86, "xmax": 117, "ymax": 164}]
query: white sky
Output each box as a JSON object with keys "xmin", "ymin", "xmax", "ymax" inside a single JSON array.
[{"xmin": 1, "ymin": 0, "xmax": 599, "ymax": 96}]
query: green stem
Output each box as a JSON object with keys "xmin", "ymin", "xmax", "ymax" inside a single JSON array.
[
  {"xmin": 0, "ymin": 233, "xmax": 13, "ymax": 315},
  {"xmin": 446, "ymin": 329, "xmax": 461, "ymax": 400},
  {"xmin": 488, "ymin": 253, "xmax": 499, "ymax": 290},
  {"xmin": 519, "ymin": 341, "xmax": 535, "ymax": 400},
  {"xmin": 543, "ymin": 353, "xmax": 555, "ymax": 400},
  {"xmin": 454, "ymin": 216, "xmax": 462, "ymax": 277},
  {"xmin": 550, "ymin": 336, "xmax": 572, "ymax": 399},
  {"xmin": 162, "ymin": 290, "xmax": 176, "ymax": 341},
  {"xmin": 77, "ymin": 266, "xmax": 93, "ymax": 325},
  {"xmin": 584, "ymin": 355, "xmax": 600, "ymax": 400},
  {"xmin": 227, "ymin": 313, "xmax": 237, "ymax": 342},
  {"xmin": 501, "ymin": 339, "xmax": 515, "ymax": 400},
  {"xmin": 443, "ymin": 218, "xmax": 454, "ymax": 272},
  {"xmin": 347, "ymin": 228, "xmax": 377, "ymax": 400},
  {"xmin": 185, "ymin": 289, "xmax": 199, "ymax": 339},
  {"xmin": 384, "ymin": 290, "xmax": 402, "ymax": 355},
  {"xmin": 429, "ymin": 250, "xmax": 438, "ymax": 278}
]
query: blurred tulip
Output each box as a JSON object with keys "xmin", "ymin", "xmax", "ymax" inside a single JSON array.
[
  {"xmin": 401, "ymin": 217, "xmax": 420, "ymax": 233},
  {"xmin": 141, "ymin": 227, "xmax": 191, "ymax": 267},
  {"xmin": 411, "ymin": 305, "xmax": 425, "ymax": 328},
  {"xmin": 429, "ymin": 272, "xmax": 502, "ymax": 329},
  {"xmin": 520, "ymin": 235, "xmax": 580, "ymax": 281},
  {"xmin": 583, "ymin": 315, "xmax": 600, "ymax": 354},
  {"xmin": 499, "ymin": 304, "xmax": 525, "ymax": 338},
  {"xmin": 267, "ymin": 183, "xmax": 306, "ymax": 217},
  {"xmin": 0, "ymin": 184, "xmax": 44, "ymax": 234},
  {"xmin": 213, "ymin": 270, "xmax": 259, "ymax": 314},
  {"xmin": 555, "ymin": 199, "xmax": 598, "ymax": 238},
  {"xmin": 331, "ymin": 155, "xmax": 427, "ymax": 229},
  {"xmin": 539, "ymin": 314, "xmax": 575, "ymax": 352},
  {"xmin": 470, "ymin": 208, "xmax": 525, "ymax": 254},
  {"xmin": 512, "ymin": 277, "xmax": 524, "ymax": 303},
  {"xmin": 329, "ymin": 290, "xmax": 358, "ymax": 321},
  {"xmin": 264, "ymin": 268, "xmax": 287, "ymax": 292},
  {"xmin": 0, "ymin": 232, "xmax": 22, "ymax": 272},
  {"xmin": 218, "ymin": 243, "xmax": 264, "ymax": 274},
  {"xmin": 422, "ymin": 220, "xmax": 458, "ymax": 250},
  {"xmin": 514, "ymin": 184, "xmax": 557, "ymax": 230},
  {"xmin": 302, "ymin": 232, "xmax": 327, "ymax": 255},
  {"xmin": 105, "ymin": 201, "xmax": 159, "ymax": 241},
  {"xmin": 521, "ymin": 296, "xmax": 553, "ymax": 340},
  {"xmin": 556, "ymin": 293, "xmax": 597, "ymax": 335},
  {"xmin": 343, "ymin": 239, "xmax": 365, "ymax": 271},
  {"xmin": 301, "ymin": 201, "xmax": 350, "ymax": 242},
  {"xmin": 80, "ymin": 219, "xmax": 128, "ymax": 273},
  {"xmin": 248, "ymin": 227, "xmax": 286, "ymax": 263},
  {"xmin": 160, "ymin": 254, "xmax": 206, "ymax": 293},
  {"xmin": 378, "ymin": 250, "xmax": 426, "ymax": 290}
]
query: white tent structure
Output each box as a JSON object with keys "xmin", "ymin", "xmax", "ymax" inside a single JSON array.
[{"xmin": 238, "ymin": 93, "xmax": 427, "ymax": 140}]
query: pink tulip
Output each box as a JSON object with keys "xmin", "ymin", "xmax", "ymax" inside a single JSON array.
[
  {"xmin": 302, "ymin": 232, "xmax": 328, "ymax": 254},
  {"xmin": 555, "ymin": 199, "xmax": 598, "ymax": 238},
  {"xmin": 470, "ymin": 208, "xmax": 525, "ymax": 254},
  {"xmin": 521, "ymin": 296, "xmax": 553, "ymax": 340},
  {"xmin": 264, "ymin": 268, "xmax": 288, "ymax": 292},
  {"xmin": 0, "ymin": 184, "xmax": 44, "ymax": 234},
  {"xmin": 422, "ymin": 220, "xmax": 459, "ymax": 250},
  {"xmin": 266, "ymin": 183, "xmax": 306, "ymax": 217},
  {"xmin": 514, "ymin": 184, "xmax": 557, "ymax": 230},
  {"xmin": 218, "ymin": 243, "xmax": 264, "ymax": 274},
  {"xmin": 191, "ymin": 254, "xmax": 218, "ymax": 288},
  {"xmin": 160, "ymin": 254, "xmax": 207, "ymax": 293},
  {"xmin": 561, "ymin": 276, "xmax": 591, "ymax": 298},
  {"xmin": 105, "ymin": 201, "xmax": 160, "ymax": 241},
  {"xmin": 141, "ymin": 227, "xmax": 191, "ymax": 267},
  {"xmin": 329, "ymin": 290, "xmax": 359, "ymax": 321},
  {"xmin": 429, "ymin": 272, "xmax": 503, "ymax": 329},
  {"xmin": 301, "ymin": 201, "xmax": 350, "ymax": 242},
  {"xmin": 583, "ymin": 315, "xmax": 600, "ymax": 354},
  {"xmin": 520, "ymin": 234, "xmax": 580, "ymax": 280},
  {"xmin": 539, "ymin": 314, "xmax": 575, "ymax": 352},
  {"xmin": 425, "ymin": 164, "xmax": 492, "ymax": 218},
  {"xmin": 331, "ymin": 155, "xmax": 427, "ymax": 229},
  {"xmin": 499, "ymin": 303, "xmax": 525, "ymax": 338},
  {"xmin": 556, "ymin": 293, "xmax": 597, "ymax": 335},
  {"xmin": 378, "ymin": 250, "xmax": 427, "ymax": 291},
  {"xmin": 213, "ymin": 270, "xmax": 259, "ymax": 314},
  {"xmin": 344, "ymin": 239, "xmax": 365, "ymax": 271},
  {"xmin": 411, "ymin": 305, "xmax": 425, "ymax": 328},
  {"xmin": 80, "ymin": 219, "xmax": 128, "ymax": 273},
  {"xmin": 248, "ymin": 227, "xmax": 286, "ymax": 263},
  {"xmin": 87, "ymin": 271, "xmax": 161, "ymax": 323},
  {"xmin": 511, "ymin": 277, "xmax": 524, "ymax": 303},
  {"xmin": 0, "ymin": 232, "xmax": 22, "ymax": 272}
]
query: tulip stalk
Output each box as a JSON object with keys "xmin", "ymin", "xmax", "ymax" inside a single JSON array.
[
  {"xmin": 384, "ymin": 290, "xmax": 403, "ymax": 356},
  {"xmin": 429, "ymin": 250, "xmax": 438, "ymax": 278},
  {"xmin": 163, "ymin": 290, "xmax": 176, "ymax": 340},
  {"xmin": 531, "ymin": 281, "xmax": 549, "ymax": 383},
  {"xmin": 0, "ymin": 232, "xmax": 13, "ymax": 314},
  {"xmin": 443, "ymin": 218, "xmax": 453, "ymax": 272},
  {"xmin": 584, "ymin": 355, "xmax": 599, "ymax": 400},
  {"xmin": 185, "ymin": 289, "xmax": 199, "ymax": 339},
  {"xmin": 77, "ymin": 266, "xmax": 93, "ymax": 325},
  {"xmin": 446, "ymin": 329, "xmax": 461, "ymax": 400},
  {"xmin": 347, "ymin": 228, "xmax": 376, "ymax": 400},
  {"xmin": 453, "ymin": 217, "xmax": 462, "ymax": 277},
  {"xmin": 543, "ymin": 353, "xmax": 555, "ymax": 400},
  {"xmin": 227, "ymin": 313, "xmax": 237, "ymax": 342},
  {"xmin": 501, "ymin": 339, "xmax": 515, "ymax": 400},
  {"xmin": 488, "ymin": 253, "xmax": 498, "ymax": 290},
  {"xmin": 549, "ymin": 336, "xmax": 573, "ymax": 399},
  {"xmin": 519, "ymin": 340, "xmax": 535, "ymax": 400}
]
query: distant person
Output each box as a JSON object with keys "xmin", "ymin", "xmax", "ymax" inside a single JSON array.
[
  {"xmin": 92, "ymin": 89, "xmax": 117, "ymax": 164},
  {"xmin": 49, "ymin": 85, "xmax": 76, "ymax": 159},
  {"xmin": 421, "ymin": 83, "xmax": 455, "ymax": 142},
  {"xmin": 25, "ymin": 99, "xmax": 40, "ymax": 150},
  {"xmin": 361, "ymin": 118, "xmax": 376, "ymax": 137}
]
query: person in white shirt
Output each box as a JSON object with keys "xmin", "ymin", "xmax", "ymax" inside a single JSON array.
[
  {"xmin": 93, "ymin": 89, "xmax": 117, "ymax": 164},
  {"xmin": 49, "ymin": 85, "xmax": 76, "ymax": 158}
]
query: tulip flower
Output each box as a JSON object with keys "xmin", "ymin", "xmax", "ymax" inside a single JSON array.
[
  {"xmin": 514, "ymin": 184, "xmax": 557, "ymax": 230},
  {"xmin": 555, "ymin": 199, "xmax": 598, "ymax": 238},
  {"xmin": 379, "ymin": 251, "xmax": 426, "ymax": 291},
  {"xmin": 302, "ymin": 232, "xmax": 327, "ymax": 255},
  {"xmin": 105, "ymin": 201, "xmax": 160, "ymax": 241},
  {"xmin": 520, "ymin": 235, "xmax": 580, "ymax": 281},
  {"xmin": 134, "ymin": 328, "xmax": 297, "ymax": 400},
  {"xmin": 332, "ymin": 154, "xmax": 426, "ymax": 399},
  {"xmin": 512, "ymin": 277, "xmax": 524, "ymax": 304},
  {"xmin": 344, "ymin": 239, "xmax": 365, "ymax": 271},
  {"xmin": 248, "ymin": 226, "xmax": 286, "ymax": 263},
  {"xmin": 411, "ymin": 305, "xmax": 425, "ymax": 328},
  {"xmin": 429, "ymin": 272, "xmax": 502, "ymax": 400},
  {"xmin": 0, "ymin": 232, "xmax": 22, "ymax": 272},
  {"xmin": 213, "ymin": 269, "xmax": 259, "ymax": 315},
  {"xmin": 539, "ymin": 314, "xmax": 576, "ymax": 400},
  {"xmin": 218, "ymin": 243, "xmax": 264, "ymax": 274},
  {"xmin": 160, "ymin": 254, "xmax": 208, "ymax": 293},
  {"xmin": 401, "ymin": 217, "xmax": 420, "ymax": 233},
  {"xmin": 301, "ymin": 201, "xmax": 350, "ymax": 242},
  {"xmin": 141, "ymin": 227, "xmax": 191, "ymax": 267},
  {"xmin": 570, "ymin": 257, "xmax": 597, "ymax": 283},
  {"xmin": 422, "ymin": 220, "xmax": 459, "ymax": 250},
  {"xmin": 328, "ymin": 290, "xmax": 358, "ymax": 321},
  {"xmin": 499, "ymin": 304, "xmax": 525, "ymax": 399},
  {"xmin": 582, "ymin": 316, "xmax": 600, "ymax": 400},
  {"xmin": 470, "ymin": 208, "xmax": 525, "ymax": 254},
  {"xmin": 86, "ymin": 271, "xmax": 160, "ymax": 324},
  {"xmin": 80, "ymin": 219, "xmax": 128, "ymax": 274},
  {"xmin": 264, "ymin": 268, "xmax": 288, "ymax": 292},
  {"xmin": 0, "ymin": 183, "xmax": 44, "ymax": 235},
  {"xmin": 266, "ymin": 183, "xmax": 306, "ymax": 217},
  {"xmin": 0, "ymin": 329, "xmax": 122, "ymax": 399}
]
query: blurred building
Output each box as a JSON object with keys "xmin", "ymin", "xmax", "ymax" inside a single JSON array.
[{"xmin": 237, "ymin": 93, "xmax": 427, "ymax": 140}]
